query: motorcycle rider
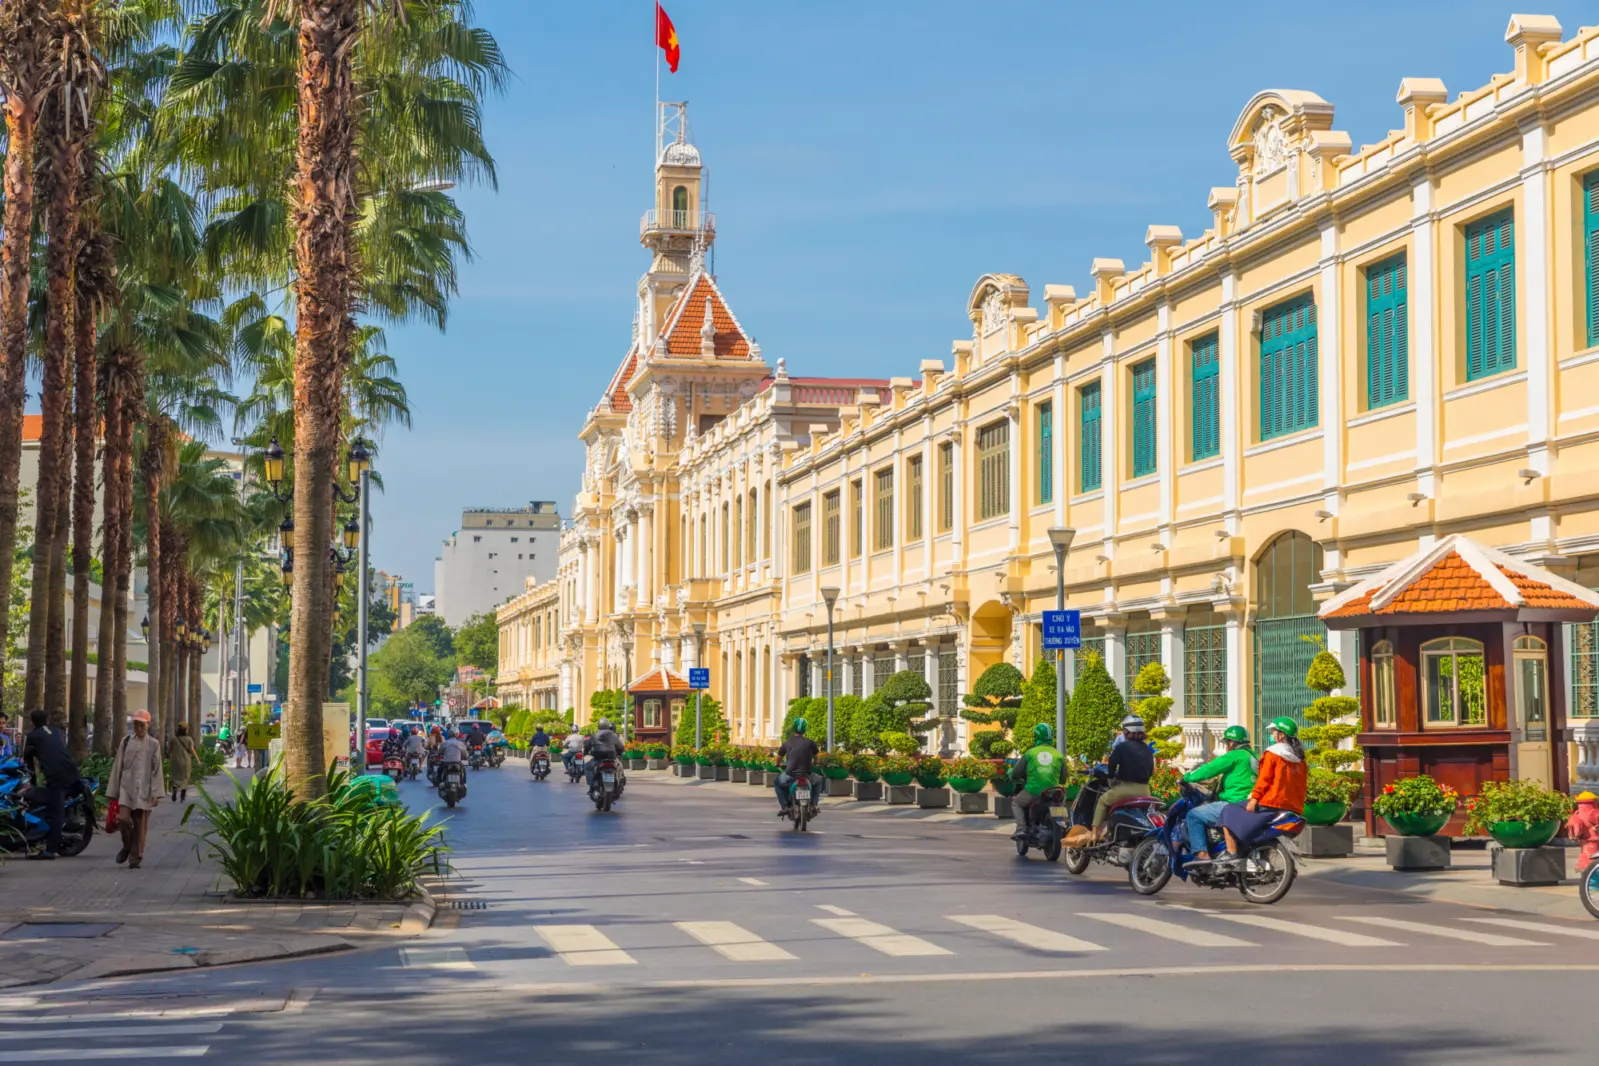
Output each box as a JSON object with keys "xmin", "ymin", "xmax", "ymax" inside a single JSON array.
[
  {"xmin": 402, "ymin": 725, "xmax": 427, "ymax": 770},
  {"xmin": 437, "ymin": 730, "xmax": 468, "ymax": 787},
  {"xmin": 1217, "ymin": 717, "xmax": 1307, "ymax": 866},
  {"xmin": 1066, "ymin": 714, "xmax": 1153, "ymax": 847},
  {"xmin": 583, "ymin": 719, "xmax": 625, "ymax": 792},
  {"xmin": 773, "ymin": 718, "xmax": 821, "ymax": 816},
  {"xmin": 1179, "ymin": 725, "xmax": 1257, "ymax": 865},
  {"xmin": 562, "ymin": 729, "xmax": 586, "ymax": 774},
  {"xmin": 530, "ymin": 725, "xmax": 551, "ymax": 754},
  {"xmin": 1009, "ymin": 722, "xmax": 1066, "ymax": 841},
  {"xmin": 380, "ymin": 727, "xmax": 405, "ymax": 763}
]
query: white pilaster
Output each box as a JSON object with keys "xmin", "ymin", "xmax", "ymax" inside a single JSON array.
[
  {"xmin": 1223, "ymin": 612, "xmax": 1245, "ymax": 727},
  {"xmin": 1318, "ymin": 221, "xmax": 1342, "ymax": 490},
  {"xmin": 1104, "ymin": 622, "xmax": 1127, "ymax": 694},
  {"xmin": 1412, "ymin": 177, "xmax": 1438, "ymax": 491},
  {"xmin": 1522, "ymin": 122, "xmax": 1552, "ymax": 467},
  {"xmin": 1156, "ymin": 301, "xmax": 1174, "ymax": 530},
  {"xmin": 1099, "ymin": 332, "xmax": 1118, "ymax": 540},
  {"xmin": 1006, "ymin": 397, "xmax": 1021, "ymax": 551},
  {"xmin": 1161, "ymin": 615, "xmax": 1185, "ymax": 711},
  {"xmin": 1219, "ymin": 271, "xmax": 1242, "ymax": 526},
  {"xmin": 1053, "ymin": 351, "xmax": 1068, "ymax": 526}
]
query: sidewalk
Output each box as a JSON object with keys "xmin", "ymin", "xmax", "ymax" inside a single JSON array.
[
  {"xmin": 647, "ymin": 768, "xmax": 1599, "ymax": 922},
  {"xmin": 0, "ymin": 769, "xmax": 434, "ymax": 988}
]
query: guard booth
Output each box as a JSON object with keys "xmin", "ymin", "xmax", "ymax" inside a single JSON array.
[
  {"xmin": 1319, "ymin": 535, "xmax": 1599, "ymax": 835},
  {"xmin": 626, "ymin": 667, "xmax": 692, "ymax": 747}
]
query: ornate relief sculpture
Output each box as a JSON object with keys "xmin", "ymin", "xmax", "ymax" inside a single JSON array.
[
  {"xmin": 1252, "ymin": 107, "xmax": 1289, "ymax": 176},
  {"xmin": 980, "ymin": 289, "xmax": 1006, "ymax": 334}
]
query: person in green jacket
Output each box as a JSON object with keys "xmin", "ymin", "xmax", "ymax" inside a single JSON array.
[
  {"xmin": 1009, "ymin": 723, "xmax": 1066, "ymax": 840},
  {"xmin": 1181, "ymin": 725, "xmax": 1257, "ymax": 863}
]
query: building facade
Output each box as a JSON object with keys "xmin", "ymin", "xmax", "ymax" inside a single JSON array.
[
  {"xmin": 505, "ymin": 20, "xmax": 1599, "ymax": 784},
  {"xmin": 433, "ymin": 502, "xmax": 561, "ymax": 627}
]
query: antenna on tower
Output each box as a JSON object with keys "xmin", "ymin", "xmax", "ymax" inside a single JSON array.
[{"xmin": 657, "ymin": 101, "xmax": 690, "ymax": 163}]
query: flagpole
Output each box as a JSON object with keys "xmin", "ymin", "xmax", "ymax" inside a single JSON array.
[{"xmin": 654, "ymin": 3, "xmax": 660, "ymax": 163}]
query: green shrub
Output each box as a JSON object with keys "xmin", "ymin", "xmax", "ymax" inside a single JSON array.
[
  {"xmin": 1300, "ymin": 641, "xmax": 1363, "ymax": 774},
  {"xmin": 879, "ymin": 731, "xmax": 922, "ymax": 756},
  {"xmin": 968, "ymin": 730, "xmax": 1015, "ymax": 759},
  {"xmin": 849, "ymin": 672, "xmax": 936, "ymax": 752},
  {"xmin": 960, "ymin": 662, "xmax": 1025, "ymax": 755},
  {"xmin": 1463, "ymin": 779, "xmax": 1575, "ymax": 835},
  {"xmin": 1371, "ymin": 774, "xmax": 1459, "ymax": 819},
  {"xmin": 1065, "ymin": 650, "xmax": 1125, "ymax": 763},
  {"xmin": 1012, "ymin": 658, "xmax": 1064, "ymax": 750},
  {"xmin": 1131, "ymin": 661, "xmax": 1183, "ymax": 761},
  {"xmin": 673, "ymin": 692, "xmax": 728, "ymax": 747},
  {"xmin": 1306, "ymin": 767, "xmax": 1360, "ymax": 805}
]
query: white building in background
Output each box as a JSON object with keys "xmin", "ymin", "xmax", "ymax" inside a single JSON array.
[{"xmin": 433, "ymin": 503, "xmax": 562, "ymax": 627}]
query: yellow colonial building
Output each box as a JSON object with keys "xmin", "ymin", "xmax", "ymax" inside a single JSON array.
[{"xmin": 501, "ymin": 18, "xmax": 1599, "ymax": 788}]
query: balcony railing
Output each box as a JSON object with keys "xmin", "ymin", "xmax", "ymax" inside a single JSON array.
[{"xmin": 640, "ymin": 209, "xmax": 716, "ymax": 237}]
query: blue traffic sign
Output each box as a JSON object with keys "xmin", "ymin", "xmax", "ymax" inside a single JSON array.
[
  {"xmin": 247, "ymin": 683, "xmax": 263, "ymax": 694},
  {"xmin": 688, "ymin": 667, "xmax": 710, "ymax": 690},
  {"xmin": 1042, "ymin": 609, "xmax": 1082, "ymax": 650}
]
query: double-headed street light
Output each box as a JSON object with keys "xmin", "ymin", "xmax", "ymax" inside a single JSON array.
[
  {"xmin": 1047, "ymin": 527, "xmax": 1077, "ymax": 747},
  {"xmin": 820, "ymin": 586, "xmax": 840, "ymax": 751}
]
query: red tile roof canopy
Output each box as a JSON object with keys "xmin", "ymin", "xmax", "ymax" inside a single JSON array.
[
  {"xmin": 628, "ymin": 667, "xmax": 692, "ymax": 694},
  {"xmin": 660, "ymin": 273, "xmax": 752, "ymax": 359},
  {"xmin": 1320, "ymin": 535, "xmax": 1599, "ymax": 628}
]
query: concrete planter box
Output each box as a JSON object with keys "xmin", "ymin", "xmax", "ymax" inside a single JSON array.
[
  {"xmin": 647, "ymin": 758, "xmax": 666, "ymax": 770},
  {"xmin": 696, "ymin": 765, "xmax": 716, "ymax": 781},
  {"xmin": 955, "ymin": 792, "xmax": 989, "ymax": 814},
  {"xmin": 1490, "ymin": 843, "xmax": 1566, "ymax": 886},
  {"xmin": 671, "ymin": 763, "xmax": 689, "ymax": 777},
  {"xmin": 714, "ymin": 766, "xmax": 730, "ymax": 781},
  {"xmin": 826, "ymin": 778, "xmax": 853, "ymax": 798},
  {"xmin": 886, "ymin": 785, "xmax": 917, "ymax": 805},
  {"xmin": 916, "ymin": 787, "xmax": 951, "ymax": 809},
  {"xmin": 730, "ymin": 767, "xmax": 748, "ymax": 783},
  {"xmin": 1300, "ymin": 823, "xmax": 1354, "ymax": 858},
  {"xmin": 1386, "ymin": 833, "xmax": 1451, "ymax": 871},
  {"xmin": 627, "ymin": 759, "xmax": 646, "ymax": 771},
  {"xmin": 852, "ymin": 780, "xmax": 884, "ymax": 802},
  {"xmin": 749, "ymin": 772, "xmax": 768, "ymax": 787},
  {"xmin": 762, "ymin": 772, "xmax": 781, "ymax": 787},
  {"xmin": 993, "ymin": 795, "xmax": 1014, "ymax": 821}
]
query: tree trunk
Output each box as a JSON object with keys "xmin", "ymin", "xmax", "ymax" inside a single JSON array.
[
  {"xmin": 109, "ymin": 380, "xmax": 139, "ymax": 753},
  {"xmin": 160, "ymin": 531, "xmax": 179, "ymax": 744},
  {"xmin": 0, "ymin": 2, "xmax": 46, "ymax": 718},
  {"xmin": 90, "ymin": 360, "xmax": 122, "ymax": 756},
  {"xmin": 139, "ymin": 424, "xmax": 162, "ymax": 740},
  {"xmin": 69, "ymin": 152, "xmax": 104, "ymax": 763},
  {"xmin": 45, "ymin": 394, "xmax": 73, "ymax": 724},
  {"xmin": 286, "ymin": 0, "xmax": 362, "ymax": 799}
]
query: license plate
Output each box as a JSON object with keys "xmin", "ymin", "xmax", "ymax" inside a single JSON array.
[
  {"xmin": 1049, "ymin": 806, "xmax": 1068, "ymax": 818},
  {"xmin": 602, "ymin": 773, "xmax": 616, "ymax": 784}
]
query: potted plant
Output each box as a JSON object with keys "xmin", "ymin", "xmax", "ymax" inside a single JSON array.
[
  {"xmin": 987, "ymin": 759, "xmax": 1018, "ymax": 796},
  {"xmin": 671, "ymin": 744, "xmax": 696, "ymax": 766},
  {"xmin": 1372, "ymin": 774, "xmax": 1459, "ymax": 836},
  {"xmin": 649, "ymin": 743, "xmax": 669, "ymax": 760},
  {"xmin": 816, "ymin": 750, "xmax": 851, "ymax": 781},
  {"xmin": 849, "ymin": 753, "xmax": 882, "ymax": 783},
  {"xmin": 1149, "ymin": 762, "xmax": 1183, "ymax": 804},
  {"xmin": 1304, "ymin": 767, "xmax": 1360, "ymax": 826},
  {"xmin": 912, "ymin": 755, "xmax": 947, "ymax": 790},
  {"xmin": 881, "ymin": 753, "xmax": 915, "ymax": 787},
  {"xmin": 946, "ymin": 756, "xmax": 992, "ymax": 794},
  {"xmin": 1463, "ymin": 779, "xmax": 1575, "ymax": 848}
]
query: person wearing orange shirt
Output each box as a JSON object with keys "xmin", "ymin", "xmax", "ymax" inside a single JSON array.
[{"xmin": 1216, "ymin": 716, "xmax": 1307, "ymax": 866}]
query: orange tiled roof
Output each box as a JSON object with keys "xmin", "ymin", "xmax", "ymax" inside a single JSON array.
[
  {"xmin": 604, "ymin": 349, "xmax": 638, "ymax": 413},
  {"xmin": 22, "ymin": 414, "xmax": 42, "ymax": 441},
  {"xmin": 661, "ymin": 274, "xmax": 751, "ymax": 359},
  {"xmin": 628, "ymin": 666, "xmax": 692, "ymax": 694}
]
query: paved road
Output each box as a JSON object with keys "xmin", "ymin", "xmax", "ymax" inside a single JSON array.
[{"xmin": 15, "ymin": 759, "xmax": 1598, "ymax": 1063}]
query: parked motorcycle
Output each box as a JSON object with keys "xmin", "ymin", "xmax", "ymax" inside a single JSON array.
[
  {"xmin": 0, "ymin": 765, "xmax": 97, "ymax": 857},
  {"xmin": 530, "ymin": 749, "xmax": 551, "ymax": 781},
  {"xmin": 589, "ymin": 758, "xmax": 624, "ymax": 812},
  {"xmin": 1060, "ymin": 765, "xmax": 1167, "ymax": 883},
  {"xmin": 436, "ymin": 762, "xmax": 467, "ymax": 808},
  {"xmin": 785, "ymin": 772, "xmax": 820, "ymax": 832},
  {"xmin": 1014, "ymin": 784, "xmax": 1067, "ymax": 861},
  {"xmin": 1126, "ymin": 781, "xmax": 1302, "ymax": 904},
  {"xmin": 383, "ymin": 755, "xmax": 405, "ymax": 784}
]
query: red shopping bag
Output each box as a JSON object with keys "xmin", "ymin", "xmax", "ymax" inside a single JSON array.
[{"xmin": 104, "ymin": 799, "xmax": 120, "ymax": 835}]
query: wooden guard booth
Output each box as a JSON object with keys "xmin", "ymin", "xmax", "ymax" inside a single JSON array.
[
  {"xmin": 625, "ymin": 667, "xmax": 692, "ymax": 748},
  {"xmin": 1320, "ymin": 535, "xmax": 1599, "ymax": 836}
]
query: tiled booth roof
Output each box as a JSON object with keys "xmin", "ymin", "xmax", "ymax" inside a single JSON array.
[{"xmin": 1320, "ymin": 535, "xmax": 1599, "ymax": 627}]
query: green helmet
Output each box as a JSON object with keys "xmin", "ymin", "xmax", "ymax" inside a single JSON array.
[
  {"xmin": 1269, "ymin": 716, "xmax": 1299, "ymax": 739},
  {"xmin": 1222, "ymin": 725, "xmax": 1250, "ymax": 744},
  {"xmin": 793, "ymin": 717, "xmax": 808, "ymax": 735},
  {"xmin": 1032, "ymin": 723, "xmax": 1054, "ymax": 745}
]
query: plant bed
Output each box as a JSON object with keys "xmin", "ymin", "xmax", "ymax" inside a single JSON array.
[
  {"xmin": 989, "ymin": 774, "xmax": 1017, "ymax": 797},
  {"xmin": 1486, "ymin": 820, "xmax": 1561, "ymax": 849},
  {"xmin": 1372, "ymin": 775, "xmax": 1458, "ymax": 837},
  {"xmin": 849, "ymin": 754, "xmax": 882, "ymax": 784},
  {"xmin": 912, "ymin": 756, "xmax": 948, "ymax": 791},
  {"xmin": 947, "ymin": 757, "xmax": 995, "ymax": 795},
  {"xmin": 1464, "ymin": 780, "xmax": 1574, "ymax": 849}
]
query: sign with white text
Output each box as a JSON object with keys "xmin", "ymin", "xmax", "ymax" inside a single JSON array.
[
  {"xmin": 688, "ymin": 668, "xmax": 710, "ymax": 690},
  {"xmin": 1042, "ymin": 609, "xmax": 1082, "ymax": 650}
]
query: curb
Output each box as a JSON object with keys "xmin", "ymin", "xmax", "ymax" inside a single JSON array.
[{"xmin": 400, "ymin": 887, "xmax": 437, "ymax": 934}]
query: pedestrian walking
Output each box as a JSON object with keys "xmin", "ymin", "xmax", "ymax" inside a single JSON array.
[
  {"xmin": 167, "ymin": 723, "xmax": 196, "ymax": 803},
  {"xmin": 22, "ymin": 709, "xmax": 78, "ymax": 860},
  {"xmin": 107, "ymin": 709, "xmax": 164, "ymax": 869}
]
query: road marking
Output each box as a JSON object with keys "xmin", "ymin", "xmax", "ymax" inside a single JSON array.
[
  {"xmin": 737, "ymin": 877, "xmax": 768, "ymax": 886},
  {"xmin": 1337, "ymin": 916, "xmax": 1549, "ymax": 946},
  {"xmin": 1077, "ymin": 913, "xmax": 1255, "ymax": 947},
  {"xmin": 1202, "ymin": 914, "xmax": 1401, "ymax": 947},
  {"xmin": 0, "ymin": 1050, "xmax": 209, "ymax": 1062},
  {"xmin": 815, "ymin": 904, "xmax": 856, "ymax": 916},
  {"xmin": 398, "ymin": 946, "xmax": 474, "ymax": 971},
  {"xmin": 1462, "ymin": 917, "xmax": 1599, "ymax": 940},
  {"xmin": 676, "ymin": 921, "xmax": 796, "ymax": 962},
  {"xmin": 0, "ymin": 1024, "xmax": 223, "ymax": 1042},
  {"xmin": 682, "ymin": 859, "xmax": 706, "ymax": 865},
  {"xmin": 535, "ymin": 924, "xmax": 638, "ymax": 966},
  {"xmin": 947, "ymin": 914, "xmax": 1106, "ymax": 953},
  {"xmin": 812, "ymin": 918, "xmax": 952, "ymax": 957}
]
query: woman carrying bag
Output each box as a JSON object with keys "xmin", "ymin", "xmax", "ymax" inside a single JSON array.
[{"xmin": 107, "ymin": 710, "xmax": 165, "ymax": 868}]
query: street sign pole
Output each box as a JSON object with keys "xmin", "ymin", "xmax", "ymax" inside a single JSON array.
[
  {"xmin": 688, "ymin": 667, "xmax": 710, "ymax": 747},
  {"xmin": 1041, "ymin": 607, "xmax": 1082, "ymax": 748}
]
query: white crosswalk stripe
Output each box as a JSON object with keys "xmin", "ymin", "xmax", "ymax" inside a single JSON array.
[
  {"xmin": 812, "ymin": 917, "xmax": 952, "ymax": 957},
  {"xmin": 1078, "ymin": 912, "xmax": 1256, "ymax": 947},
  {"xmin": 0, "ymin": 1024, "xmax": 223, "ymax": 1042},
  {"xmin": 1461, "ymin": 917, "xmax": 1599, "ymax": 940},
  {"xmin": 676, "ymin": 921, "xmax": 796, "ymax": 961},
  {"xmin": 0, "ymin": 1049, "xmax": 209, "ymax": 1062},
  {"xmin": 535, "ymin": 923, "xmax": 639, "ymax": 965},
  {"xmin": 399, "ymin": 946, "xmax": 474, "ymax": 971},
  {"xmin": 0, "ymin": 1013, "xmax": 223, "ymax": 1061},
  {"xmin": 1338, "ymin": 916, "xmax": 1550, "ymax": 946},
  {"xmin": 815, "ymin": 904, "xmax": 856, "ymax": 916},
  {"xmin": 1202, "ymin": 913, "xmax": 1403, "ymax": 947},
  {"xmin": 947, "ymin": 914, "xmax": 1106, "ymax": 953}
]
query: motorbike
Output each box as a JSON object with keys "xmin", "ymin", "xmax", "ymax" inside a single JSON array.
[
  {"xmin": 1126, "ymin": 781, "xmax": 1303, "ymax": 905},
  {"xmin": 1060, "ymin": 765, "xmax": 1168, "ymax": 884},
  {"xmin": 589, "ymin": 757, "xmax": 624, "ymax": 812},
  {"xmin": 404, "ymin": 752, "xmax": 422, "ymax": 781},
  {"xmin": 468, "ymin": 744, "xmax": 487, "ymax": 771},
  {"xmin": 383, "ymin": 754, "xmax": 404, "ymax": 784},
  {"xmin": 487, "ymin": 745, "xmax": 504, "ymax": 769},
  {"xmin": 436, "ymin": 761, "xmax": 467, "ymax": 808},
  {"xmin": 0, "ymin": 766, "xmax": 98, "ymax": 857},
  {"xmin": 1582, "ymin": 859, "xmax": 1599, "ymax": 920},
  {"xmin": 1014, "ymin": 784, "xmax": 1067, "ymax": 861},
  {"xmin": 530, "ymin": 749, "xmax": 551, "ymax": 781},
  {"xmin": 785, "ymin": 772, "xmax": 820, "ymax": 833},
  {"xmin": 566, "ymin": 752, "xmax": 585, "ymax": 783},
  {"xmin": 426, "ymin": 749, "xmax": 442, "ymax": 785}
]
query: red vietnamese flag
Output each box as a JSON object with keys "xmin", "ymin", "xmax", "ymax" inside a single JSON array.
[{"xmin": 656, "ymin": 3, "xmax": 680, "ymax": 73}]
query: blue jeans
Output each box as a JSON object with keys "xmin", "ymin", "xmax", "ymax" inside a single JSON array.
[
  {"xmin": 774, "ymin": 772, "xmax": 820, "ymax": 810},
  {"xmin": 1185, "ymin": 801, "xmax": 1227, "ymax": 857}
]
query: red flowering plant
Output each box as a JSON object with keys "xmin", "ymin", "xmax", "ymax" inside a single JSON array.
[{"xmin": 1370, "ymin": 774, "xmax": 1458, "ymax": 819}]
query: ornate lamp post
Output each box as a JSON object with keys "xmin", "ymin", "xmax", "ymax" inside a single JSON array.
[
  {"xmin": 820, "ymin": 586, "xmax": 840, "ymax": 751},
  {"xmin": 619, "ymin": 629, "xmax": 635, "ymax": 744},
  {"xmin": 1047, "ymin": 526, "xmax": 1077, "ymax": 746}
]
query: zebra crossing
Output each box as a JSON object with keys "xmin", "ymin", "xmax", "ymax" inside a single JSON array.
[{"xmin": 0, "ymin": 1007, "xmax": 234, "ymax": 1061}]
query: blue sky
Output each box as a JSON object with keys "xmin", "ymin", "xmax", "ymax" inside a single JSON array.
[{"xmin": 374, "ymin": 0, "xmax": 1595, "ymax": 595}]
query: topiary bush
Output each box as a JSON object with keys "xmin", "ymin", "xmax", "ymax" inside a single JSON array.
[
  {"xmin": 1300, "ymin": 638, "xmax": 1363, "ymax": 775},
  {"xmin": 1065, "ymin": 650, "xmax": 1125, "ymax": 764},
  {"xmin": 960, "ymin": 662, "xmax": 1025, "ymax": 755},
  {"xmin": 849, "ymin": 674, "xmax": 936, "ymax": 753},
  {"xmin": 1131, "ymin": 661, "xmax": 1183, "ymax": 761},
  {"xmin": 1013, "ymin": 657, "xmax": 1063, "ymax": 748},
  {"xmin": 672, "ymin": 692, "xmax": 728, "ymax": 747},
  {"xmin": 969, "ymin": 730, "xmax": 1015, "ymax": 759}
]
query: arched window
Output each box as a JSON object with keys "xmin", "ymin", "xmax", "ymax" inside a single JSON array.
[
  {"xmin": 734, "ymin": 497, "xmax": 743, "ymax": 569},
  {"xmin": 672, "ymin": 185, "xmax": 690, "ymax": 226},
  {"xmin": 1513, "ymin": 635, "xmax": 1549, "ymax": 740},
  {"xmin": 1371, "ymin": 640, "xmax": 1396, "ymax": 728},
  {"xmin": 1252, "ymin": 531, "xmax": 1327, "ymax": 735},
  {"xmin": 1420, "ymin": 637, "xmax": 1487, "ymax": 727},
  {"xmin": 698, "ymin": 513, "xmax": 707, "ymax": 575},
  {"xmin": 747, "ymin": 490, "xmax": 758, "ymax": 562},
  {"xmin": 1254, "ymin": 531, "xmax": 1324, "ymax": 620}
]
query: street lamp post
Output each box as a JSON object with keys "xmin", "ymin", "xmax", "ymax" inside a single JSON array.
[
  {"xmin": 350, "ymin": 444, "xmax": 372, "ymax": 771},
  {"xmin": 820, "ymin": 586, "xmax": 840, "ymax": 751},
  {"xmin": 692, "ymin": 621, "xmax": 706, "ymax": 748},
  {"xmin": 1047, "ymin": 527, "xmax": 1077, "ymax": 747},
  {"xmin": 619, "ymin": 632, "xmax": 634, "ymax": 744}
]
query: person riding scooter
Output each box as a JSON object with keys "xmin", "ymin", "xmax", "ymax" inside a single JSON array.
[
  {"xmin": 562, "ymin": 729, "xmax": 586, "ymax": 773},
  {"xmin": 773, "ymin": 717, "xmax": 822, "ymax": 816},
  {"xmin": 1066, "ymin": 714, "xmax": 1153, "ymax": 847},
  {"xmin": 1216, "ymin": 717, "xmax": 1307, "ymax": 866},
  {"xmin": 1009, "ymin": 722, "xmax": 1065, "ymax": 840},
  {"xmin": 583, "ymin": 719, "xmax": 625, "ymax": 792},
  {"xmin": 1179, "ymin": 725, "xmax": 1256, "ymax": 864}
]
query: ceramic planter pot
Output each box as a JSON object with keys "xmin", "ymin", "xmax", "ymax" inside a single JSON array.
[
  {"xmin": 1303, "ymin": 801, "xmax": 1348, "ymax": 826},
  {"xmin": 914, "ymin": 774, "xmax": 947, "ymax": 790},
  {"xmin": 674, "ymin": 755, "xmax": 694, "ymax": 765},
  {"xmin": 948, "ymin": 776, "xmax": 987, "ymax": 795},
  {"xmin": 989, "ymin": 777, "xmax": 1018, "ymax": 797},
  {"xmin": 1487, "ymin": 820, "xmax": 1560, "ymax": 849},
  {"xmin": 852, "ymin": 770, "xmax": 881, "ymax": 784},
  {"xmin": 1383, "ymin": 811, "xmax": 1452, "ymax": 837},
  {"xmin": 823, "ymin": 766, "xmax": 851, "ymax": 780},
  {"xmin": 882, "ymin": 771, "xmax": 914, "ymax": 787}
]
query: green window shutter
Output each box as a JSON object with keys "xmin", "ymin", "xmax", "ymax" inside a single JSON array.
[
  {"xmin": 1191, "ymin": 332, "xmax": 1219, "ymax": 460},
  {"xmin": 1037, "ymin": 402, "xmax": 1053, "ymax": 505},
  {"xmin": 1465, "ymin": 208, "xmax": 1515, "ymax": 381},
  {"xmin": 1365, "ymin": 253, "xmax": 1408, "ymax": 409},
  {"xmin": 1132, "ymin": 359, "xmax": 1157, "ymax": 477},
  {"xmin": 1258, "ymin": 293, "xmax": 1318, "ymax": 440},
  {"xmin": 1080, "ymin": 382, "xmax": 1101, "ymax": 492},
  {"xmin": 1586, "ymin": 173, "xmax": 1599, "ymax": 347}
]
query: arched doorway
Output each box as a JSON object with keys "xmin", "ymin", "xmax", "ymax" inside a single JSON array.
[
  {"xmin": 969, "ymin": 600, "xmax": 1013, "ymax": 678},
  {"xmin": 1252, "ymin": 531, "xmax": 1326, "ymax": 739}
]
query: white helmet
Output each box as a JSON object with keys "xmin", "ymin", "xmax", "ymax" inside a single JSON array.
[{"xmin": 1120, "ymin": 715, "xmax": 1146, "ymax": 732}]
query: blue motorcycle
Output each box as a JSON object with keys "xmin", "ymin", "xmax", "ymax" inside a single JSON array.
[
  {"xmin": 1127, "ymin": 781, "xmax": 1303, "ymax": 904},
  {"xmin": 0, "ymin": 759, "xmax": 99, "ymax": 857}
]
